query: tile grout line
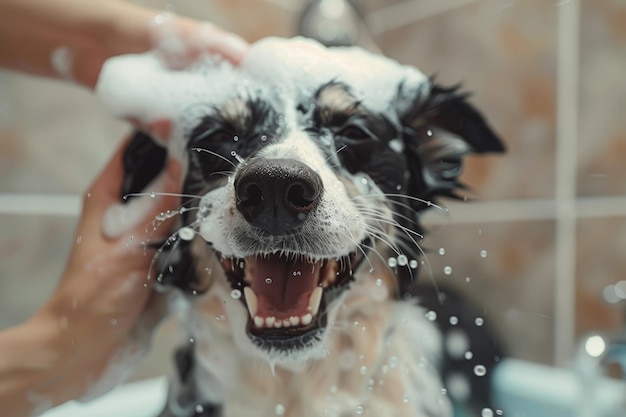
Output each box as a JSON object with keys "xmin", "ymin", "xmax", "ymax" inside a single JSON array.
[{"xmin": 554, "ymin": 0, "xmax": 581, "ymax": 367}]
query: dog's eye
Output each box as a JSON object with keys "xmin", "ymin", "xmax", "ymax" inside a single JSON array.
[{"xmin": 337, "ymin": 125, "xmax": 371, "ymax": 141}]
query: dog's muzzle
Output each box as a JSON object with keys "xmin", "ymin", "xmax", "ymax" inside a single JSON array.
[{"xmin": 234, "ymin": 158, "xmax": 323, "ymax": 235}]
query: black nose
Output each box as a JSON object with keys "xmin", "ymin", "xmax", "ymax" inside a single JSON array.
[{"xmin": 234, "ymin": 158, "xmax": 323, "ymax": 235}]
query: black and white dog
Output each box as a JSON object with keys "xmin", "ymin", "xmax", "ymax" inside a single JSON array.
[{"xmin": 105, "ymin": 37, "xmax": 505, "ymax": 417}]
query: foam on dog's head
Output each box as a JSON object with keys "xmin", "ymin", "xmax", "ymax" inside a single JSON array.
[{"xmin": 96, "ymin": 36, "xmax": 428, "ymax": 152}]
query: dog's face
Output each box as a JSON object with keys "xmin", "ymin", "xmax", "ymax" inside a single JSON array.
[{"xmin": 113, "ymin": 38, "xmax": 504, "ymax": 364}]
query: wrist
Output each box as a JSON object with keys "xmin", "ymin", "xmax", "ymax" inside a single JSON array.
[{"xmin": 0, "ymin": 315, "xmax": 68, "ymax": 416}]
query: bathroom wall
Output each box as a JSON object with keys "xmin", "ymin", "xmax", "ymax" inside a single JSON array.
[{"xmin": 0, "ymin": 0, "xmax": 624, "ymax": 381}]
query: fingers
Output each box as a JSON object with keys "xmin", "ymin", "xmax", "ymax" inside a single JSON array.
[
  {"xmin": 81, "ymin": 137, "xmax": 182, "ymax": 242},
  {"xmin": 149, "ymin": 13, "xmax": 249, "ymax": 68}
]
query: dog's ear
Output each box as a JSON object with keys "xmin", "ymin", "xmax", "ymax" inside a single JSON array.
[{"xmin": 399, "ymin": 82, "xmax": 505, "ymax": 205}]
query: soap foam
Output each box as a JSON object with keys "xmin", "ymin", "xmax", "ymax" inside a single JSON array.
[{"xmin": 96, "ymin": 36, "xmax": 428, "ymax": 145}]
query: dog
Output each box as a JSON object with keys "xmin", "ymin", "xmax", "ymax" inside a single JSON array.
[{"xmin": 106, "ymin": 37, "xmax": 505, "ymax": 417}]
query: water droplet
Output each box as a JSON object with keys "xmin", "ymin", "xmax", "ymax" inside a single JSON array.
[
  {"xmin": 178, "ymin": 227, "xmax": 195, "ymax": 241},
  {"xmin": 216, "ymin": 315, "xmax": 225, "ymax": 321},
  {"xmin": 441, "ymin": 388, "xmax": 448, "ymax": 396},
  {"xmin": 191, "ymin": 289, "xmax": 198, "ymax": 296},
  {"xmin": 427, "ymin": 129, "xmax": 433, "ymax": 136},
  {"xmin": 438, "ymin": 248, "xmax": 445, "ymax": 255},
  {"xmin": 449, "ymin": 316, "xmax": 459, "ymax": 325},
  {"xmin": 293, "ymin": 270, "xmax": 302, "ymax": 276},
  {"xmin": 480, "ymin": 250, "xmax": 488, "ymax": 258},
  {"xmin": 355, "ymin": 405, "xmax": 364, "ymax": 415},
  {"xmin": 496, "ymin": 409, "xmax": 504, "ymax": 416},
  {"xmin": 409, "ymin": 259, "xmax": 419, "ymax": 269},
  {"xmin": 231, "ymin": 289, "xmax": 242, "ymax": 299},
  {"xmin": 465, "ymin": 276, "xmax": 471, "ymax": 283},
  {"xmin": 481, "ymin": 408, "xmax": 494, "ymax": 417},
  {"xmin": 195, "ymin": 404, "xmax": 204, "ymax": 413},
  {"xmin": 260, "ymin": 135, "xmax": 268, "ymax": 142},
  {"xmin": 110, "ymin": 318, "xmax": 118, "ymax": 326},
  {"xmin": 464, "ymin": 351, "xmax": 474, "ymax": 360},
  {"xmin": 360, "ymin": 177, "xmax": 368, "ymax": 185},
  {"xmin": 189, "ymin": 337, "xmax": 195, "ymax": 344},
  {"xmin": 425, "ymin": 310, "xmax": 437, "ymax": 321},
  {"xmin": 233, "ymin": 135, "xmax": 239, "ymax": 142},
  {"xmin": 76, "ymin": 235, "xmax": 82, "ymax": 245},
  {"xmin": 475, "ymin": 317, "xmax": 484, "ymax": 326},
  {"xmin": 360, "ymin": 365, "xmax": 367, "ymax": 375},
  {"xmin": 149, "ymin": 192, "xmax": 156, "ymax": 198},
  {"xmin": 443, "ymin": 266, "xmax": 452, "ymax": 275},
  {"xmin": 396, "ymin": 184, "xmax": 402, "ymax": 191},
  {"xmin": 375, "ymin": 278, "xmax": 383, "ymax": 286},
  {"xmin": 265, "ymin": 277, "xmax": 273, "ymax": 284},
  {"xmin": 389, "ymin": 356, "xmax": 399, "ymax": 368},
  {"xmin": 402, "ymin": 395, "xmax": 409, "ymax": 403},
  {"xmin": 474, "ymin": 365, "xmax": 487, "ymax": 376},
  {"xmin": 275, "ymin": 404, "xmax": 285, "ymax": 415},
  {"xmin": 397, "ymin": 255, "xmax": 408, "ymax": 266},
  {"xmin": 387, "ymin": 257, "xmax": 398, "ymax": 268}
]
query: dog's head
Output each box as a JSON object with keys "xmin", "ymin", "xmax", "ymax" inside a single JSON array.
[{"xmin": 110, "ymin": 37, "xmax": 504, "ymax": 363}]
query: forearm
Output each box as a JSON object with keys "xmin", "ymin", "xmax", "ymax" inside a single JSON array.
[
  {"xmin": 0, "ymin": 0, "xmax": 155, "ymax": 88},
  {"xmin": 0, "ymin": 316, "xmax": 70, "ymax": 417}
]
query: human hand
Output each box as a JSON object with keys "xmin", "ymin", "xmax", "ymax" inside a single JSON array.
[
  {"xmin": 0, "ymin": 0, "xmax": 249, "ymax": 88},
  {"xmin": 0, "ymin": 137, "xmax": 182, "ymax": 416}
]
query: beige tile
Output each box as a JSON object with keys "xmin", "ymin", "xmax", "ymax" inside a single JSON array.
[
  {"xmin": 577, "ymin": 0, "xmax": 626, "ymax": 197},
  {"xmin": 379, "ymin": 0, "xmax": 558, "ymax": 200},
  {"xmin": 575, "ymin": 217, "xmax": 626, "ymax": 339},
  {"xmin": 422, "ymin": 219, "xmax": 556, "ymax": 365},
  {"xmin": 0, "ymin": 71, "xmax": 128, "ymax": 194}
]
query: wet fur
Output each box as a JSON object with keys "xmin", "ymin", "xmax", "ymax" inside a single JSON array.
[{"xmin": 119, "ymin": 60, "xmax": 504, "ymax": 417}]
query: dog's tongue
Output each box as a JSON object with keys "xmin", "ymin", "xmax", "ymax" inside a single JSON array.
[{"xmin": 247, "ymin": 254, "xmax": 321, "ymax": 315}]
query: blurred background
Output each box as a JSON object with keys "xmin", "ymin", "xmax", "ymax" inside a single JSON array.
[{"xmin": 1, "ymin": 0, "xmax": 625, "ymax": 402}]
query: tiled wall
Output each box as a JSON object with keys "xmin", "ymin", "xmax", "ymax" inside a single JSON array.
[{"xmin": 1, "ymin": 0, "xmax": 624, "ymax": 380}]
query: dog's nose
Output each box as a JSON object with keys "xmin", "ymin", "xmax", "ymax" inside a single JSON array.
[{"xmin": 234, "ymin": 158, "xmax": 323, "ymax": 235}]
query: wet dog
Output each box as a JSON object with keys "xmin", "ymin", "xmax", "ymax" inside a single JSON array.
[{"xmin": 113, "ymin": 38, "xmax": 505, "ymax": 417}]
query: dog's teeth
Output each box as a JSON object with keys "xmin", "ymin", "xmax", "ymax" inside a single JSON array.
[
  {"xmin": 301, "ymin": 313, "xmax": 313, "ymax": 326},
  {"xmin": 243, "ymin": 287, "xmax": 258, "ymax": 318},
  {"xmin": 308, "ymin": 287, "xmax": 323, "ymax": 316},
  {"xmin": 266, "ymin": 316, "xmax": 276, "ymax": 327},
  {"xmin": 282, "ymin": 319, "xmax": 291, "ymax": 328},
  {"xmin": 254, "ymin": 316, "xmax": 264, "ymax": 328},
  {"xmin": 274, "ymin": 320, "xmax": 283, "ymax": 328},
  {"xmin": 289, "ymin": 316, "xmax": 300, "ymax": 326}
]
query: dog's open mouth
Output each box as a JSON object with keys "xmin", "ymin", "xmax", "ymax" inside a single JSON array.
[{"xmin": 220, "ymin": 250, "xmax": 361, "ymax": 343}]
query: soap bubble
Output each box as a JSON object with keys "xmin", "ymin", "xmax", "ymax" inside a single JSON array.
[
  {"xmin": 443, "ymin": 266, "xmax": 452, "ymax": 275},
  {"xmin": 474, "ymin": 365, "xmax": 487, "ymax": 376},
  {"xmin": 425, "ymin": 310, "xmax": 437, "ymax": 321}
]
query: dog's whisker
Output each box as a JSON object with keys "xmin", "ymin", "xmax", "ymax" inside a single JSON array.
[
  {"xmin": 326, "ymin": 144, "xmax": 347, "ymax": 161},
  {"xmin": 209, "ymin": 170, "xmax": 235, "ymax": 178},
  {"xmin": 192, "ymin": 147, "xmax": 238, "ymax": 168},
  {"xmin": 353, "ymin": 193, "xmax": 448, "ymax": 213},
  {"xmin": 355, "ymin": 204, "xmax": 423, "ymax": 237},
  {"xmin": 360, "ymin": 213, "xmax": 425, "ymax": 241},
  {"xmin": 124, "ymin": 191, "xmax": 203, "ymax": 200}
]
